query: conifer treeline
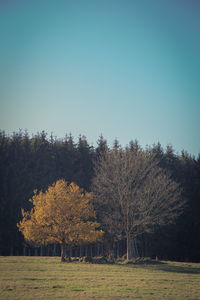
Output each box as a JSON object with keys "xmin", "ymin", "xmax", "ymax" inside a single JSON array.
[{"xmin": 0, "ymin": 130, "xmax": 200, "ymax": 261}]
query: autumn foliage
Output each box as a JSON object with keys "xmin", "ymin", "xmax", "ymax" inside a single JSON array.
[{"xmin": 17, "ymin": 179, "xmax": 103, "ymax": 261}]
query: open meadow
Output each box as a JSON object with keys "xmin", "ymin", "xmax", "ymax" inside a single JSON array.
[{"xmin": 0, "ymin": 256, "xmax": 200, "ymax": 299}]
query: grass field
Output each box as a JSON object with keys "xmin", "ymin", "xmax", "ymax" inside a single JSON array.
[{"xmin": 0, "ymin": 256, "xmax": 200, "ymax": 299}]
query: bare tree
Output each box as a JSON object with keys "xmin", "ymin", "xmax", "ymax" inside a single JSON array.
[{"xmin": 92, "ymin": 144, "xmax": 185, "ymax": 260}]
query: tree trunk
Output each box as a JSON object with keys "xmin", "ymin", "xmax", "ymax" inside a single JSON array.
[
  {"xmin": 100, "ymin": 244, "xmax": 103, "ymax": 256},
  {"xmin": 117, "ymin": 241, "xmax": 120, "ymax": 258},
  {"xmin": 53, "ymin": 244, "xmax": 56, "ymax": 256},
  {"xmin": 40, "ymin": 246, "xmax": 43, "ymax": 256},
  {"xmin": 85, "ymin": 245, "xmax": 88, "ymax": 256},
  {"xmin": 80, "ymin": 245, "xmax": 82, "ymax": 257},
  {"xmin": 61, "ymin": 242, "xmax": 66, "ymax": 262},
  {"xmin": 10, "ymin": 247, "xmax": 13, "ymax": 256},
  {"xmin": 133, "ymin": 239, "xmax": 139, "ymax": 257},
  {"xmin": 97, "ymin": 243, "xmax": 100, "ymax": 256},
  {"xmin": 127, "ymin": 236, "xmax": 139, "ymax": 260},
  {"xmin": 69, "ymin": 246, "xmax": 72, "ymax": 258},
  {"xmin": 127, "ymin": 235, "xmax": 132, "ymax": 260}
]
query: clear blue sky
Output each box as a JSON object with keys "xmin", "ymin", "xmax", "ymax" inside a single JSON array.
[{"xmin": 0, "ymin": 0, "xmax": 200, "ymax": 156}]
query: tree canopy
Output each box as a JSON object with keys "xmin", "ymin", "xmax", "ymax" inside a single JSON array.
[
  {"xmin": 0, "ymin": 131, "xmax": 200, "ymax": 261},
  {"xmin": 92, "ymin": 144, "xmax": 185, "ymax": 260},
  {"xmin": 18, "ymin": 179, "xmax": 103, "ymax": 261}
]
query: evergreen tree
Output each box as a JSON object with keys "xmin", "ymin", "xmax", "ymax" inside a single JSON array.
[
  {"xmin": 74, "ymin": 135, "xmax": 94, "ymax": 190},
  {"xmin": 96, "ymin": 134, "xmax": 108, "ymax": 158},
  {"xmin": 0, "ymin": 130, "xmax": 199, "ymax": 261}
]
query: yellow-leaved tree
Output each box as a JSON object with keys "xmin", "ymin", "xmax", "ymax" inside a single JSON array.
[{"xmin": 17, "ymin": 179, "xmax": 103, "ymax": 261}]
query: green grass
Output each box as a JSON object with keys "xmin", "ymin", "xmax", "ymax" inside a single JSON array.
[{"xmin": 0, "ymin": 256, "xmax": 200, "ymax": 299}]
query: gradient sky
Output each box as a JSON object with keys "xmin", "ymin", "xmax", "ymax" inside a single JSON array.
[{"xmin": 0, "ymin": 0, "xmax": 200, "ymax": 156}]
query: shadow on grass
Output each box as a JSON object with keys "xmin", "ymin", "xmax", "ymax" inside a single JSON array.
[
  {"xmin": 124, "ymin": 258, "xmax": 165, "ymax": 266},
  {"xmin": 125, "ymin": 259, "xmax": 200, "ymax": 274},
  {"xmin": 152, "ymin": 264, "xmax": 200, "ymax": 275},
  {"xmin": 113, "ymin": 258, "xmax": 200, "ymax": 274},
  {"xmin": 64, "ymin": 256, "xmax": 200, "ymax": 274}
]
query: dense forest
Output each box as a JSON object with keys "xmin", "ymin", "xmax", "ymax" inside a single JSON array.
[{"xmin": 0, "ymin": 130, "xmax": 200, "ymax": 261}]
